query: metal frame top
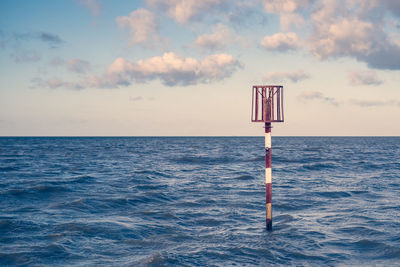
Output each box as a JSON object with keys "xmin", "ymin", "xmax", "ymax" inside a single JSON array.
[{"xmin": 251, "ymin": 85, "xmax": 284, "ymax": 123}]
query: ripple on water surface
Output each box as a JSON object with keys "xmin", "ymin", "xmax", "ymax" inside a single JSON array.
[{"xmin": 0, "ymin": 137, "xmax": 399, "ymax": 266}]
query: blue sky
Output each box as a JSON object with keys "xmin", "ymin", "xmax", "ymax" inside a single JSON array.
[{"xmin": 0, "ymin": 0, "xmax": 399, "ymax": 136}]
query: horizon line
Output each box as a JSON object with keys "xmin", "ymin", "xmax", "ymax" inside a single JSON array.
[{"xmin": 1, "ymin": 135, "xmax": 399, "ymax": 138}]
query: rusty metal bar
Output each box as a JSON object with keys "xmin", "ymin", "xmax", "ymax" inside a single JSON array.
[
  {"xmin": 280, "ymin": 86, "xmax": 285, "ymax": 122},
  {"xmin": 271, "ymin": 87, "xmax": 274, "ymax": 122},
  {"xmin": 255, "ymin": 87, "xmax": 258, "ymax": 121},
  {"xmin": 261, "ymin": 88, "xmax": 264, "ymax": 121},
  {"xmin": 277, "ymin": 88, "xmax": 281, "ymax": 121},
  {"xmin": 251, "ymin": 87, "xmax": 254, "ymax": 121}
]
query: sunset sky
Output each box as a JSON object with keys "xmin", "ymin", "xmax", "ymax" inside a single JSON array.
[{"xmin": 1, "ymin": 0, "xmax": 399, "ymax": 136}]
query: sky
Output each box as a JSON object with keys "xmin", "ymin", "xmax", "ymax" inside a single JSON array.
[{"xmin": 0, "ymin": 0, "xmax": 399, "ymax": 136}]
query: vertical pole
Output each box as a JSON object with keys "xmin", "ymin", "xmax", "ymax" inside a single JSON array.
[
  {"xmin": 265, "ymin": 122, "xmax": 272, "ymax": 230},
  {"xmin": 255, "ymin": 88, "xmax": 258, "ymax": 120}
]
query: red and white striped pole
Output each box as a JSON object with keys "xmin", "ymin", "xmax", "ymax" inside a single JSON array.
[
  {"xmin": 265, "ymin": 122, "xmax": 272, "ymax": 230},
  {"xmin": 252, "ymin": 85, "xmax": 284, "ymax": 230}
]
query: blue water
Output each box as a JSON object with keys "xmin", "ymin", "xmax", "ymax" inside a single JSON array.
[{"xmin": 1, "ymin": 137, "xmax": 399, "ymax": 266}]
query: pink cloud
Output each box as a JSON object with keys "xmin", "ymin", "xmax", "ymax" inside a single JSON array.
[
  {"xmin": 261, "ymin": 32, "xmax": 301, "ymax": 51},
  {"xmin": 33, "ymin": 52, "xmax": 243, "ymax": 89},
  {"xmin": 116, "ymin": 8, "xmax": 163, "ymax": 47},
  {"xmin": 348, "ymin": 71, "xmax": 383, "ymax": 86},
  {"xmin": 298, "ymin": 91, "xmax": 340, "ymax": 106},
  {"xmin": 147, "ymin": 0, "xmax": 226, "ymax": 24},
  {"xmin": 194, "ymin": 24, "xmax": 241, "ymax": 51}
]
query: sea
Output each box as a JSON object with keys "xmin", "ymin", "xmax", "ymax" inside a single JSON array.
[{"xmin": 0, "ymin": 137, "xmax": 399, "ymax": 266}]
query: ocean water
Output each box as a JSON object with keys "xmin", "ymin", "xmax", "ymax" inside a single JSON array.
[{"xmin": 0, "ymin": 137, "xmax": 399, "ymax": 266}]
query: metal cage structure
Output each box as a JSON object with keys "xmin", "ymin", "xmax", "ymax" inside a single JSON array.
[{"xmin": 251, "ymin": 85, "xmax": 284, "ymax": 123}]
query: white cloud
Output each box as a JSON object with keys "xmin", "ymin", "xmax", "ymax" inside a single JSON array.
[
  {"xmin": 105, "ymin": 52, "xmax": 242, "ymax": 86},
  {"xmin": 262, "ymin": 0, "xmax": 312, "ymax": 14},
  {"xmin": 257, "ymin": 0, "xmax": 400, "ymax": 70},
  {"xmin": 263, "ymin": 0, "xmax": 299, "ymax": 13},
  {"xmin": 146, "ymin": 0, "xmax": 226, "ymax": 24},
  {"xmin": 348, "ymin": 70, "xmax": 383, "ymax": 86},
  {"xmin": 309, "ymin": 17, "xmax": 377, "ymax": 59},
  {"xmin": 194, "ymin": 24, "xmax": 239, "ymax": 51},
  {"xmin": 34, "ymin": 52, "xmax": 243, "ymax": 89},
  {"xmin": 298, "ymin": 91, "xmax": 340, "ymax": 106},
  {"xmin": 280, "ymin": 13, "xmax": 305, "ymax": 31},
  {"xmin": 264, "ymin": 70, "xmax": 310, "ymax": 83},
  {"xmin": 78, "ymin": 0, "xmax": 101, "ymax": 16},
  {"xmin": 261, "ymin": 32, "xmax": 301, "ymax": 51},
  {"xmin": 116, "ymin": 9, "xmax": 162, "ymax": 46},
  {"xmin": 308, "ymin": 0, "xmax": 400, "ymax": 69},
  {"xmin": 262, "ymin": 0, "xmax": 309, "ymax": 30}
]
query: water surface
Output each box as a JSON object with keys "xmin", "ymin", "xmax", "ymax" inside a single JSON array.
[{"xmin": 1, "ymin": 137, "xmax": 399, "ymax": 266}]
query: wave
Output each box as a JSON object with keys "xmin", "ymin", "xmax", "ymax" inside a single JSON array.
[
  {"xmin": 0, "ymin": 166, "xmax": 19, "ymax": 172},
  {"xmin": 302, "ymin": 162, "xmax": 337, "ymax": 171},
  {"xmin": 133, "ymin": 170, "xmax": 171, "ymax": 178},
  {"xmin": 1, "ymin": 136, "xmax": 399, "ymax": 266},
  {"xmin": 314, "ymin": 191, "xmax": 352, "ymax": 199},
  {"xmin": 2, "ymin": 185, "xmax": 69, "ymax": 198},
  {"xmin": 173, "ymin": 155, "xmax": 236, "ymax": 165}
]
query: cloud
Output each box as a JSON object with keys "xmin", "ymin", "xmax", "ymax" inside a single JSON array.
[
  {"xmin": 262, "ymin": 0, "xmax": 309, "ymax": 30},
  {"xmin": 226, "ymin": 1, "xmax": 267, "ymax": 27},
  {"xmin": 10, "ymin": 50, "xmax": 41, "ymax": 63},
  {"xmin": 348, "ymin": 71, "xmax": 383, "ymax": 86},
  {"xmin": 298, "ymin": 92, "xmax": 400, "ymax": 108},
  {"xmin": 257, "ymin": 0, "xmax": 400, "ymax": 70},
  {"xmin": 38, "ymin": 32, "xmax": 63, "ymax": 45},
  {"xmin": 13, "ymin": 31, "xmax": 64, "ymax": 47},
  {"xmin": 146, "ymin": 0, "xmax": 227, "ymax": 24},
  {"xmin": 33, "ymin": 52, "xmax": 243, "ymax": 89},
  {"xmin": 103, "ymin": 52, "xmax": 243, "ymax": 86},
  {"xmin": 298, "ymin": 91, "xmax": 340, "ymax": 106},
  {"xmin": 308, "ymin": 0, "xmax": 400, "ymax": 70},
  {"xmin": 31, "ymin": 77, "xmax": 84, "ymax": 90},
  {"xmin": 362, "ymin": 43, "xmax": 400, "ymax": 70},
  {"xmin": 116, "ymin": 8, "xmax": 163, "ymax": 47},
  {"xmin": 280, "ymin": 13, "xmax": 305, "ymax": 31},
  {"xmin": 261, "ymin": 32, "xmax": 301, "ymax": 51},
  {"xmin": 383, "ymin": 0, "xmax": 400, "ymax": 17},
  {"xmin": 49, "ymin": 57, "xmax": 91, "ymax": 74},
  {"xmin": 67, "ymin": 59, "xmax": 91, "ymax": 73},
  {"xmin": 263, "ymin": 0, "xmax": 299, "ymax": 13},
  {"xmin": 309, "ymin": 16, "xmax": 378, "ymax": 58},
  {"xmin": 129, "ymin": 96, "xmax": 143, "ymax": 102},
  {"xmin": 194, "ymin": 24, "xmax": 239, "ymax": 51},
  {"xmin": 350, "ymin": 99, "xmax": 400, "ymax": 107},
  {"xmin": 77, "ymin": 0, "xmax": 102, "ymax": 16},
  {"xmin": 264, "ymin": 70, "xmax": 310, "ymax": 83}
]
